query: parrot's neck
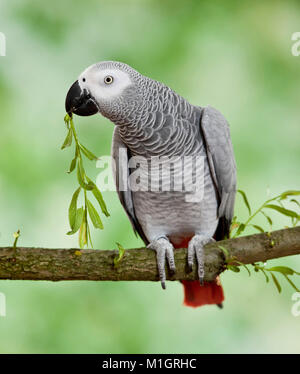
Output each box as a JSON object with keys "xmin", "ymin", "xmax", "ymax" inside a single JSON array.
[{"xmin": 116, "ymin": 83, "xmax": 203, "ymax": 158}]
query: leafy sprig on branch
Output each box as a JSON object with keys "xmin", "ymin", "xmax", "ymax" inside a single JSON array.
[
  {"xmin": 231, "ymin": 189, "xmax": 300, "ymax": 237},
  {"xmin": 62, "ymin": 114, "xmax": 109, "ymax": 248},
  {"xmin": 222, "ymin": 189, "xmax": 300, "ymax": 293},
  {"xmin": 219, "ymin": 244, "xmax": 300, "ymax": 293}
]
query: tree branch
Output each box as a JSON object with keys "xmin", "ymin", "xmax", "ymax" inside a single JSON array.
[{"xmin": 0, "ymin": 227, "xmax": 299, "ymax": 282}]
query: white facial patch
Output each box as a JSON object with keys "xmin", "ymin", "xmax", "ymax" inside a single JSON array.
[{"xmin": 78, "ymin": 66, "xmax": 132, "ymax": 102}]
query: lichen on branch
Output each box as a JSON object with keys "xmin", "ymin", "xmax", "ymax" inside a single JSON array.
[{"xmin": 0, "ymin": 227, "xmax": 299, "ymax": 284}]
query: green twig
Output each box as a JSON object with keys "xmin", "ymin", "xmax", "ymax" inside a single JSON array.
[{"xmin": 62, "ymin": 113, "xmax": 109, "ymax": 248}]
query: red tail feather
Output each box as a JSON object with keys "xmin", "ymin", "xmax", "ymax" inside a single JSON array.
[
  {"xmin": 181, "ymin": 280, "xmax": 224, "ymax": 308},
  {"xmin": 172, "ymin": 237, "xmax": 224, "ymax": 308}
]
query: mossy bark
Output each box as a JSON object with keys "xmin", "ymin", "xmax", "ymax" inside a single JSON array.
[{"xmin": 0, "ymin": 227, "xmax": 299, "ymax": 282}]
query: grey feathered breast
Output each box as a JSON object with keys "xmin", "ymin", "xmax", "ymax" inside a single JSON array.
[{"xmin": 112, "ymin": 105, "xmax": 236, "ymax": 243}]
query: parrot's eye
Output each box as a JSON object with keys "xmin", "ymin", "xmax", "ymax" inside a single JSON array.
[
  {"xmin": 104, "ymin": 76, "xmax": 114, "ymax": 85},
  {"xmin": 82, "ymin": 78, "xmax": 86, "ymax": 82}
]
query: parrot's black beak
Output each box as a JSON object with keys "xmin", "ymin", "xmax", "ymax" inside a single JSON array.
[{"xmin": 65, "ymin": 80, "xmax": 98, "ymax": 116}]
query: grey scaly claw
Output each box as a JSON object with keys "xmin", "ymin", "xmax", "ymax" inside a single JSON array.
[
  {"xmin": 147, "ymin": 237, "xmax": 176, "ymax": 289},
  {"xmin": 188, "ymin": 235, "xmax": 215, "ymax": 285}
]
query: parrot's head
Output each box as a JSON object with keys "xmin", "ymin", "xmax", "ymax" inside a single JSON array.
[{"xmin": 65, "ymin": 61, "xmax": 145, "ymax": 123}]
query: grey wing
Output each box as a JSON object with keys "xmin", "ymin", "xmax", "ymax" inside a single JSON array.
[
  {"xmin": 111, "ymin": 127, "xmax": 149, "ymax": 244},
  {"xmin": 200, "ymin": 105, "xmax": 237, "ymax": 236}
]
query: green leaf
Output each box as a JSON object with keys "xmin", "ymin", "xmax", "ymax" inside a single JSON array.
[
  {"xmin": 79, "ymin": 211, "xmax": 88, "ymax": 248},
  {"xmin": 227, "ymin": 265, "xmax": 240, "ymax": 273},
  {"xmin": 114, "ymin": 242, "xmax": 125, "ymax": 268},
  {"xmin": 93, "ymin": 187, "xmax": 109, "ymax": 216},
  {"xmin": 68, "ymin": 157, "xmax": 77, "ymax": 174},
  {"xmin": 87, "ymin": 199, "xmax": 103, "ymax": 229},
  {"xmin": 260, "ymin": 211, "xmax": 273, "ymax": 228},
  {"xmin": 290, "ymin": 199, "xmax": 300, "ymax": 209},
  {"xmin": 235, "ymin": 223, "xmax": 246, "ymax": 237},
  {"xmin": 238, "ymin": 189, "xmax": 251, "ymax": 215},
  {"xmin": 86, "ymin": 177, "xmax": 110, "ymax": 217},
  {"xmin": 87, "ymin": 222, "xmax": 93, "ymax": 248},
  {"xmin": 260, "ymin": 268, "xmax": 269, "ymax": 283},
  {"xmin": 264, "ymin": 204, "xmax": 299, "ymax": 219},
  {"xmin": 79, "ymin": 143, "xmax": 98, "ymax": 161},
  {"xmin": 267, "ymin": 266, "xmax": 300, "ymax": 276},
  {"xmin": 68, "ymin": 187, "xmax": 81, "ymax": 230},
  {"xmin": 67, "ymin": 207, "xmax": 84, "ymax": 235},
  {"xmin": 271, "ymin": 272, "xmax": 282, "ymax": 293},
  {"xmin": 279, "ymin": 190, "xmax": 300, "ymax": 200},
  {"xmin": 64, "ymin": 113, "xmax": 71, "ymax": 128},
  {"xmin": 283, "ymin": 274, "xmax": 300, "ymax": 292},
  {"xmin": 251, "ymin": 224, "xmax": 265, "ymax": 233},
  {"xmin": 61, "ymin": 128, "xmax": 73, "ymax": 149},
  {"xmin": 234, "ymin": 260, "xmax": 251, "ymax": 276},
  {"xmin": 77, "ymin": 159, "xmax": 94, "ymax": 190}
]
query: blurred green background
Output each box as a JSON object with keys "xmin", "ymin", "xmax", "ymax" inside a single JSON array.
[{"xmin": 0, "ymin": 0, "xmax": 300, "ymax": 353}]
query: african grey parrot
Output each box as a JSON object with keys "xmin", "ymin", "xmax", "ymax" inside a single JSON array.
[{"xmin": 65, "ymin": 61, "xmax": 236, "ymax": 307}]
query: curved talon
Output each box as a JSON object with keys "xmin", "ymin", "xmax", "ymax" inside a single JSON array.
[
  {"xmin": 187, "ymin": 235, "xmax": 215, "ymax": 285},
  {"xmin": 187, "ymin": 263, "xmax": 193, "ymax": 273},
  {"xmin": 147, "ymin": 237, "xmax": 176, "ymax": 289}
]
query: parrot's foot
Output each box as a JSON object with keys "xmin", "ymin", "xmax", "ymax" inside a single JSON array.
[
  {"xmin": 187, "ymin": 235, "xmax": 215, "ymax": 285},
  {"xmin": 147, "ymin": 236, "xmax": 176, "ymax": 290}
]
